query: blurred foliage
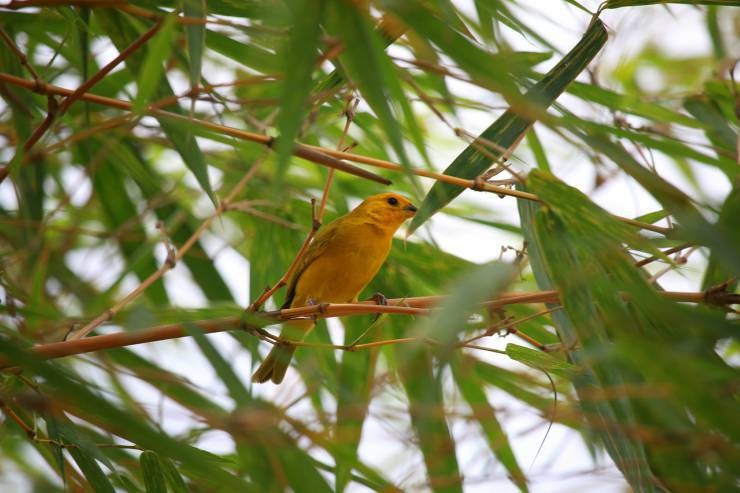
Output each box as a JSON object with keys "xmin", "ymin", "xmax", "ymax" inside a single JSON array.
[{"xmin": 0, "ymin": 1, "xmax": 738, "ymax": 492}]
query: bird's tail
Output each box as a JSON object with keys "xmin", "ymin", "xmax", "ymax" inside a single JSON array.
[
  {"xmin": 251, "ymin": 342, "xmax": 296, "ymax": 384},
  {"xmin": 252, "ymin": 320, "xmax": 311, "ymax": 384}
]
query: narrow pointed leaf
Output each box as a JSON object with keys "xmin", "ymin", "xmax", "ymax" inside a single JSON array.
[
  {"xmin": 604, "ymin": 0, "xmax": 740, "ymax": 7},
  {"xmin": 274, "ymin": 0, "xmax": 326, "ymax": 180},
  {"xmin": 409, "ymin": 19, "xmax": 607, "ymax": 233},
  {"xmin": 96, "ymin": 10, "xmax": 216, "ymax": 205},
  {"xmin": 140, "ymin": 451, "xmax": 167, "ymax": 493},
  {"xmin": 183, "ymin": 0, "xmax": 206, "ymax": 90},
  {"xmin": 185, "ymin": 324, "xmax": 251, "ymax": 407},
  {"xmin": 133, "ymin": 14, "xmax": 178, "ymax": 114},
  {"xmin": 327, "ymin": 1, "xmax": 410, "ymax": 167},
  {"xmin": 453, "ymin": 354, "xmax": 528, "ymax": 492}
]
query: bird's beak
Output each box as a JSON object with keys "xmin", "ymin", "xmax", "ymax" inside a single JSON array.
[{"xmin": 404, "ymin": 204, "xmax": 418, "ymax": 214}]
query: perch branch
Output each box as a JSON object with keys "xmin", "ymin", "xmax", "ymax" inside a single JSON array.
[
  {"xmin": 66, "ymin": 156, "xmax": 265, "ymax": 340},
  {"xmin": 2, "ymin": 288, "xmax": 735, "ymax": 369}
]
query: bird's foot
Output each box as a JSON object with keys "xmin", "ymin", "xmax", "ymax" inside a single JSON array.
[
  {"xmin": 369, "ymin": 292, "xmax": 387, "ymax": 323},
  {"xmin": 370, "ymin": 292, "xmax": 388, "ymax": 306}
]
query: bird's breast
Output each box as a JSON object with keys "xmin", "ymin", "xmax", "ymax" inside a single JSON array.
[{"xmin": 292, "ymin": 224, "xmax": 392, "ymax": 305}]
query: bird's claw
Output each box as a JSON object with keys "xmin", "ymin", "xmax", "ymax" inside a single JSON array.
[
  {"xmin": 369, "ymin": 292, "xmax": 388, "ymax": 323},
  {"xmin": 371, "ymin": 292, "xmax": 388, "ymax": 306}
]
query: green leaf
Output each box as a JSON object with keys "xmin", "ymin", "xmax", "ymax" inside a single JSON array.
[
  {"xmin": 184, "ymin": 323, "xmax": 252, "ymax": 407},
  {"xmin": 416, "ymin": 261, "xmax": 517, "ymax": 358},
  {"xmin": 334, "ymin": 316, "xmax": 378, "ymax": 492},
  {"xmin": 526, "ymin": 126, "xmax": 550, "ymax": 171},
  {"xmin": 0, "ymin": 339, "xmax": 255, "ymax": 491},
  {"xmin": 327, "ymin": 1, "xmax": 410, "ymax": 169},
  {"xmin": 576, "ymin": 131, "xmax": 740, "ymax": 276},
  {"xmin": 396, "ymin": 261, "xmax": 516, "ymax": 493},
  {"xmin": 111, "ymin": 138, "xmax": 233, "ymax": 301},
  {"xmin": 206, "ymin": 29, "xmax": 280, "ymax": 73},
  {"xmin": 68, "ymin": 446, "xmax": 116, "ymax": 493},
  {"xmin": 96, "ymin": 10, "xmax": 216, "ymax": 206},
  {"xmin": 183, "ymin": 0, "xmax": 206, "ymax": 90},
  {"xmin": 399, "ymin": 348, "xmax": 463, "ymax": 493},
  {"xmin": 516, "ymin": 177, "xmax": 658, "ymax": 492},
  {"xmin": 603, "ymin": 0, "xmax": 740, "ymax": 7},
  {"xmin": 701, "ymin": 184, "xmax": 740, "ymax": 290},
  {"xmin": 383, "ymin": 0, "xmax": 520, "ymax": 99},
  {"xmin": 140, "ymin": 451, "xmax": 167, "ymax": 493},
  {"xmin": 505, "ymin": 343, "xmax": 579, "ymax": 379},
  {"xmin": 159, "ymin": 456, "xmax": 190, "ymax": 493},
  {"xmin": 81, "ymin": 140, "xmax": 168, "ymax": 305},
  {"xmin": 568, "ymin": 81, "xmax": 700, "ymax": 128},
  {"xmin": 274, "ymin": 0, "xmax": 326, "ymax": 181},
  {"xmin": 453, "ymin": 354, "xmax": 528, "ymax": 492},
  {"xmin": 133, "ymin": 14, "xmax": 178, "ymax": 114},
  {"xmin": 683, "ymin": 95, "xmax": 737, "ymax": 155},
  {"xmin": 408, "ymin": 19, "xmax": 607, "ymax": 234}
]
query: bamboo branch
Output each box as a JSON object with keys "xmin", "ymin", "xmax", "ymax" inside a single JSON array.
[
  {"xmin": 0, "ymin": 72, "xmax": 390, "ymax": 185},
  {"xmin": 1, "ymin": 20, "xmax": 163, "ymax": 182},
  {"xmin": 0, "ymin": 72, "xmax": 671, "ymax": 234},
  {"xmin": 634, "ymin": 242, "xmax": 694, "ymax": 267},
  {"xmin": 2, "ymin": 288, "xmax": 733, "ymax": 369},
  {"xmin": 66, "ymin": 155, "xmax": 266, "ymax": 340}
]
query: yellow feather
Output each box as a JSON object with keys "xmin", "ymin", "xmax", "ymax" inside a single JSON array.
[{"xmin": 252, "ymin": 193, "xmax": 417, "ymax": 384}]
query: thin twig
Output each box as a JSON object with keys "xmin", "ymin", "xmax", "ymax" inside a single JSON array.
[
  {"xmin": 459, "ymin": 306, "xmax": 563, "ymax": 348},
  {"xmin": 0, "ymin": 72, "xmax": 389, "ymax": 185},
  {"xmin": 67, "ymin": 155, "xmax": 266, "ymax": 340},
  {"xmin": 2, "ymin": 288, "xmax": 733, "ymax": 369},
  {"xmin": 0, "ymin": 71, "xmax": 673, "ymax": 235},
  {"xmin": 247, "ymin": 95, "xmax": 359, "ymax": 312},
  {"xmin": 0, "ymin": 28, "xmax": 42, "ymax": 82},
  {"xmin": 5, "ymin": 19, "xmax": 163, "ymax": 175},
  {"xmin": 634, "ymin": 242, "xmax": 694, "ymax": 267}
]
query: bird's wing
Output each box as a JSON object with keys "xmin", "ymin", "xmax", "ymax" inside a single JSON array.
[{"xmin": 281, "ymin": 218, "xmax": 341, "ymax": 309}]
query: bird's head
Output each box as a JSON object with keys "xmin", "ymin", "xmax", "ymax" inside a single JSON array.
[{"xmin": 353, "ymin": 193, "xmax": 417, "ymax": 230}]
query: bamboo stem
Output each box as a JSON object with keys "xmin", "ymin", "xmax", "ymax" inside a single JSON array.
[
  {"xmin": 2, "ymin": 289, "xmax": 729, "ymax": 369},
  {"xmin": 0, "ymin": 72, "xmax": 671, "ymax": 234},
  {"xmin": 2, "ymin": 19, "xmax": 163, "ymax": 181},
  {"xmin": 0, "ymin": 72, "xmax": 390, "ymax": 185}
]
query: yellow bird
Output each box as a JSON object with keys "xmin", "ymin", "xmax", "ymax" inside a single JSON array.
[{"xmin": 252, "ymin": 193, "xmax": 417, "ymax": 384}]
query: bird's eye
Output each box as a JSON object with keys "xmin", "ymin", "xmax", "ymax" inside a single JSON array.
[{"xmin": 387, "ymin": 197, "xmax": 399, "ymax": 206}]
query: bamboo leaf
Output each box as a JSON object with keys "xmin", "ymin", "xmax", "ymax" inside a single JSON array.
[
  {"xmin": 68, "ymin": 446, "xmax": 116, "ymax": 493},
  {"xmin": 396, "ymin": 261, "xmax": 516, "ymax": 492},
  {"xmin": 453, "ymin": 354, "xmax": 528, "ymax": 492},
  {"xmin": 399, "ymin": 348, "xmax": 463, "ymax": 493},
  {"xmin": 408, "ymin": 19, "xmax": 607, "ymax": 234},
  {"xmin": 575, "ymin": 130, "xmax": 740, "ymax": 276},
  {"xmin": 327, "ymin": 0, "xmax": 410, "ymax": 168},
  {"xmin": 95, "ymin": 10, "xmax": 216, "ymax": 206},
  {"xmin": 505, "ymin": 343, "xmax": 579, "ymax": 379},
  {"xmin": 183, "ymin": 0, "xmax": 206, "ymax": 91},
  {"xmin": 0, "ymin": 339, "xmax": 255, "ymax": 491},
  {"xmin": 274, "ymin": 0, "xmax": 326, "ymax": 181},
  {"xmin": 516, "ymin": 177, "xmax": 658, "ymax": 492},
  {"xmin": 604, "ymin": 0, "xmax": 740, "ymax": 7},
  {"xmin": 159, "ymin": 456, "xmax": 190, "ymax": 493},
  {"xmin": 206, "ymin": 29, "xmax": 280, "ymax": 73},
  {"xmin": 140, "ymin": 451, "xmax": 167, "ymax": 493},
  {"xmin": 133, "ymin": 15, "xmax": 178, "ymax": 114},
  {"xmin": 184, "ymin": 323, "xmax": 251, "ymax": 407}
]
